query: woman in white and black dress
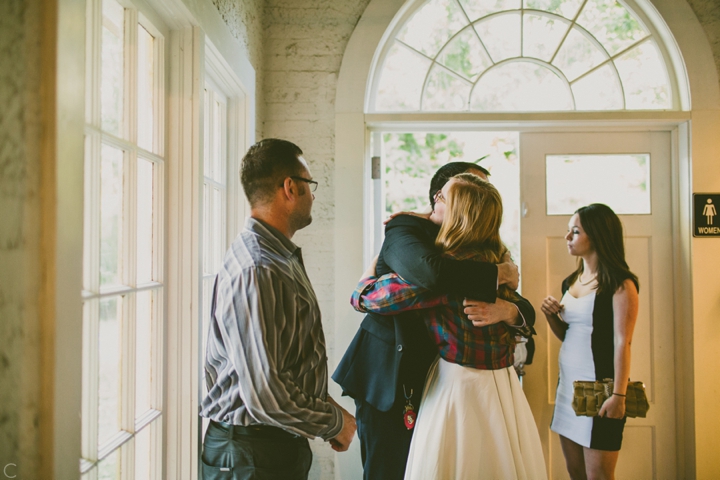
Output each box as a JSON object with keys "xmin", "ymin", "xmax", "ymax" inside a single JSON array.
[{"xmin": 542, "ymin": 203, "xmax": 639, "ymax": 480}]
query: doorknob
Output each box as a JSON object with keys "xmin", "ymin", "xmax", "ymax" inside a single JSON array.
[{"xmin": 522, "ymin": 202, "xmax": 528, "ymax": 217}]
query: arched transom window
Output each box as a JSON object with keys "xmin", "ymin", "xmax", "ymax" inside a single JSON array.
[{"xmin": 371, "ymin": 0, "xmax": 674, "ymax": 112}]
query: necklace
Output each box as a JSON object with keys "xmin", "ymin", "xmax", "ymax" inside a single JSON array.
[{"xmin": 579, "ymin": 274, "xmax": 597, "ymax": 286}]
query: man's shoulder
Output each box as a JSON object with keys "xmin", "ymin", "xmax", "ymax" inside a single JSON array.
[
  {"xmin": 385, "ymin": 214, "xmax": 433, "ymax": 228},
  {"xmin": 224, "ymin": 229, "xmax": 289, "ymax": 274},
  {"xmin": 384, "ymin": 215, "xmax": 436, "ymax": 237}
]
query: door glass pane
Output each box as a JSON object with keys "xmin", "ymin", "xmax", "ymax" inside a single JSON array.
[
  {"xmin": 101, "ymin": 145, "xmax": 124, "ymax": 287},
  {"xmin": 382, "ymin": 132, "xmax": 521, "ymax": 262},
  {"xmin": 98, "ymin": 296, "xmax": 122, "ymax": 445},
  {"xmin": 575, "ymin": 0, "xmax": 649, "ymax": 56},
  {"xmin": 137, "ymin": 158, "xmax": 154, "ymax": 284},
  {"xmin": 471, "ymin": 61, "xmax": 573, "ymax": 111},
  {"xmin": 396, "ymin": 0, "xmax": 468, "ymax": 58},
  {"xmin": 202, "ymin": 276, "xmax": 215, "ymax": 369},
  {"xmin": 101, "ymin": 0, "xmax": 125, "ymax": 136},
  {"xmin": 552, "ymin": 28, "xmax": 608, "ymax": 82},
  {"xmin": 214, "ymin": 100, "xmax": 224, "ymax": 180},
  {"xmin": 458, "ymin": 0, "xmax": 520, "ymax": 21},
  {"xmin": 436, "ymin": 27, "xmax": 492, "ymax": 82},
  {"xmin": 422, "ymin": 65, "xmax": 472, "ymax": 111},
  {"xmin": 615, "ymin": 40, "xmax": 671, "ymax": 110},
  {"xmin": 134, "ymin": 426, "xmax": 151, "ymax": 479},
  {"xmin": 203, "ymin": 184, "xmax": 212, "ymax": 275},
  {"xmin": 525, "ymin": 0, "xmax": 584, "ymax": 20},
  {"xmin": 136, "ymin": 290, "xmax": 153, "ymax": 415},
  {"xmin": 213, "ymin": 187, "xmax": 224, "ymax": 272},
  {"xmin": 375, "ymin": 42, "xmax": 432, "ymax": 111},
  {"xmin": 546, "ymin": 154, "xmax": 651, "ymax": 214},
  {"xmin": 474, "ymin": 12, "xmax": 521, "ymax": 62},
  {"xmin": 204, "ymin": 89, "xmax": 212, "ymax": 178},
  {"xmin": 522, "ymin": 13, "xmax": 569, "ymax": 63},
  {"xmin": 571, "ymin": 63, "xmax": 624, "ymax": 110},
  {"xmin": 98, "ymin": 449, "xmax": 119, "ymax": 480},
  {"xmin": 137, "ymin": 25, "xmax": 155, "ymax": 152}
]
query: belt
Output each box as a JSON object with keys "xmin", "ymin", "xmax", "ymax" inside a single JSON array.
[{"xmin": 209, "ymin": 420, "xmax": 302, "ymax": 440}]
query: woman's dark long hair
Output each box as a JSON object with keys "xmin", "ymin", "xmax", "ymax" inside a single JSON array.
[{"xmin": 568, "ymin": 203, "xmax": 639, "ymax": 295}]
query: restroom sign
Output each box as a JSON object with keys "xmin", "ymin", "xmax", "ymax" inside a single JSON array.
[{"xmin": 694, "ymin": 193, "xmax": 720, "ymax": 237}]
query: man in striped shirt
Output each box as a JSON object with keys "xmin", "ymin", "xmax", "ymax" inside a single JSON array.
[{"xmin": 200, "ymin": 139, "xmax": 356, "ymax": 479}]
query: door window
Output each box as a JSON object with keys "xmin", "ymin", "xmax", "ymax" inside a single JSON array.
[{"xmin": 545, "ymin": 154, "xmax": 651, "ymax": 214}]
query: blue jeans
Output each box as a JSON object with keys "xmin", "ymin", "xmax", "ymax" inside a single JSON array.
[{"xmin": 201, "ymin": 421, "xmax": 312, "ymax": 480}]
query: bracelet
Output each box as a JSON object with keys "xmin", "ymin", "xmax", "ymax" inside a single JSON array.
[{"xmin": 612, "ymin": 392, "xmax": 626, "ymax": 397}]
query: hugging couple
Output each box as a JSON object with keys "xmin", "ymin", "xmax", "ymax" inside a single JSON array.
[{"xmin": 333, "ymin": 161, "xmax": 547, "ymax": 480}]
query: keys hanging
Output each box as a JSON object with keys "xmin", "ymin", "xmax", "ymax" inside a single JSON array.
[{"xmin": 403, "ymin": 385, "xmax": 417, "ymax": 430}]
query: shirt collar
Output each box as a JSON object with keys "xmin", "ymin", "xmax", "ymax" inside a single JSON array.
[{"xmin": 246, "ymin": 217, "xmax": 300, "ymax": 259}]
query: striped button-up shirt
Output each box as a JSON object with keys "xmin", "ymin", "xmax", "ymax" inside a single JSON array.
[
  {"xmin": 351, "ymin": 250, "xmax": 519, "ymax": 370},
  {"xmin": 200, "ymin": 218, "xmax": 342, "ymax": 440}
]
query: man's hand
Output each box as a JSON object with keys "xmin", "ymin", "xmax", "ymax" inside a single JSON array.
[
  {"xmin": 464, "ymin": 298, "xmax": 521, "ymax": 327},
  {"xmin": 497, "ymin": 253, "xmax": 519, "ymax": 290},
  {"xmin": 327, "ymin": 396, "xmax": 357, "ymax": 452}
]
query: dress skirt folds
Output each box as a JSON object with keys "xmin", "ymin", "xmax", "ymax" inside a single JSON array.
[{"xmin": 404, "ymin": 358, "xmax": 547, "ymax": 480}]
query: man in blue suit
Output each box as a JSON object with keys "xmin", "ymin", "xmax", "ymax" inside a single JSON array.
[{"xmin": 333, "ymin": 162, "xmax": 536, "ymax": 479}]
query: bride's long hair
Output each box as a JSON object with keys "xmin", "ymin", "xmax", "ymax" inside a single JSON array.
[{"xmin": 435, "ymin": 173, "xmax": 518, "ymax": 342}]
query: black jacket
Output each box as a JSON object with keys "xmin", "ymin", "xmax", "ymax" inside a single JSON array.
[{"xmin": 333, "ymin": 215, "xmax": 536, "ymax": 411}]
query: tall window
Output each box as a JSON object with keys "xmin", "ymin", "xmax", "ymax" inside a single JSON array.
[
  {"xmin": 81, "ymin": 0, "xmax": 165, "ymax": 477},
  {"xmin": 201, "ymin": 80, "xmax": 228, "ymax": 360},
  {"xmin": 371, "ymin": 0, "xmax": 675, "ymax": 112}
]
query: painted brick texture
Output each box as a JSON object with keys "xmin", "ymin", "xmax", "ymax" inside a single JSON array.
[
  {"xmin": 0, "ymin": 0, "xmax": 44, "ymax": 477},
  {"xmin": 687, "ymin": 0, "xmax": 720, "ymax": 80},
  {"xmin": 211, "ymin": 0, "xmax": 265, "ymax": 139}
]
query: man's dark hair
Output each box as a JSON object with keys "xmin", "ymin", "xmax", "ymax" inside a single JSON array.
[
  {"xmin": 429, "ymin": 160, "xmax": 491, "ymax": 208},
  {"xmin": 240, "ymin": 138, "xmax": 304, "ymax": 206}
]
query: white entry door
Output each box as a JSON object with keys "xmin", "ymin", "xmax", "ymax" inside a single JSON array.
[{"xmin": 520, "ymin": 132, "xmax": 676, "ymax": 479}]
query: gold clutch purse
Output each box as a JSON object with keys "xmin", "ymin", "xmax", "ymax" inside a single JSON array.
[{"xmin": 571, "ymin": 379, "xmax": 649, "ymax": 418}]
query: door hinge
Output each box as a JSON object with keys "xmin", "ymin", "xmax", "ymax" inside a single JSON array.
[{"xmin": 371, "ymin": 156, "xmax": 381, "ymax": 180}]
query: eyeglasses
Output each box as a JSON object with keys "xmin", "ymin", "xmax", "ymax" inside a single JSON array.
[
  {"xmin": 290, "ymin": 176, "xmax": 318, "ymax": 192},
  {"xmin": 434, "ymin": 191, "xmax": 446, "ymax": 204}
]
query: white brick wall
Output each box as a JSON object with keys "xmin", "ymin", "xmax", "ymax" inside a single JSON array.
[
  {"xmin": 0, "ymin": 0, "xmax": 44, "ymax": 476},
  {"xmin": 211, "ymin": 0, "xmax": 265, "ymax": 140}
]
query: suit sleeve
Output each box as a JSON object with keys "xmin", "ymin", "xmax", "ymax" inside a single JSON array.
[{"xmin": 381, "ymin": 216, "xmax": 498, "ymax": 302}]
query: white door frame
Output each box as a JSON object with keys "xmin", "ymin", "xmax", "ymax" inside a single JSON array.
[{"xmin": 333, "ymin": 0, "xmax": 719, "ymax": 478}]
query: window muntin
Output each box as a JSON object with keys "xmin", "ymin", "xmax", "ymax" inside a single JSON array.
[
  {"xmin": 545, "ymin": 153, "xmax": 651, "ymax": 214},
  {"xmin": 82, "ymin": 0, "xmax": 164, "ymax": 476},
  {"xmin": 372, "ymin": 0, "xmax": 674, "ymax": 112}
]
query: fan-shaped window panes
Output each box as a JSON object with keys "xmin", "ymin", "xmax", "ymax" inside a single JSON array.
[{"xmin": 372, "ymin": 0, "xmax": 674, "ymax": 112}]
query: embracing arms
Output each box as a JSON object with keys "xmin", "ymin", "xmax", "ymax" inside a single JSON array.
[
  {"xmin": 379, "ymin": 216, "xmax": 518, "ymax": 301},
  {"xmin": 353, "ymin": 255, "xmax": 534, "ymax": 336}
]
